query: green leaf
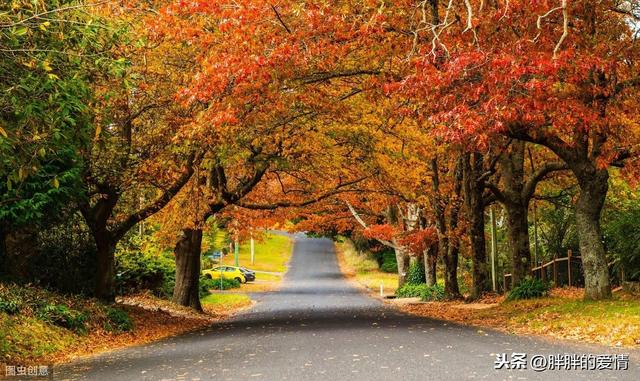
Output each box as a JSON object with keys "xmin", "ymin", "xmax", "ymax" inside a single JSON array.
[{"xmin": 14, "ymin": 27, "xmax": 28, "ymax": 36}]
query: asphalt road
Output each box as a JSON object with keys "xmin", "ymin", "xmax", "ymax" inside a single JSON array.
[{"xmin": 57, "ymin": 234, "xmax": 639, "ymax": 380}]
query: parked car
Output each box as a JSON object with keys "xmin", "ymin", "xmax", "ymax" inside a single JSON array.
[
  {"xmin": 238, "ymin": 267, "xmax": 256, "ymax": 282},
  {"xmin": 202, "ymin": 266, "xmax": 246, "ymax": 283}
]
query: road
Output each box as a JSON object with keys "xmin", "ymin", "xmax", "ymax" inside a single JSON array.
[{"xmin": 58, "ymin": 234, "xmax": 639, "ymax": 380}]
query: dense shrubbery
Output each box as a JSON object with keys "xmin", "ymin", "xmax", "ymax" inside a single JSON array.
[
  {"xmin": 2, "ymin": 214, "xmax": 97, "ymax": 294},
  {"xmin": 105, "ymin": 307, "xmax": 133, "ymax": 332},
  {"xmin": 200, "ymin": 277, "xmax": 240, "ymax": 294},
  {"xmin": 0, "ymin": 299, "xmax": 19, "ymax": 314},
  {"xmin": 507, "ymin": 277, "xmax": 550, "ymax": 301},
  {"xmin": 604, "ymin": 205, "xmax": 640, "ymax": 281},
  {"xmin": 406, "ymin": 262, "xmax": 426, "ymax": 285},
  {"xmin": 396, "ymin": 283, "xmax": 445, "ymax": 301},
  {"xmin": 115, "ymin": 250, "xmax": 175, "ymax": 298},
  {"xmin": 37, "ymin": 304, "xmax": 88, "ymax": 333},
  {"xmin": 380, "ymin": 251, "xmax": 398, "ymax": 273},
  {"xmin": 0, "ymin": 283, "xmax": 133, "ymax": 334}
]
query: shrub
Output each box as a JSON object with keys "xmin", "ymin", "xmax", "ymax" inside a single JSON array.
[
  {"xmin": 37, "ymin": 304, "xmax": 87, "ymax": 333},
  {"xmin": 115, "ymin": 250, "xmax": 175, "ymax": 297},
  {"xmin": 396, "ymin": 283, "xmax": 428, "ymax": 298},
  {"xmin": 380, "ymin": 251, "xmax": 398, "ymax": 273},
  {"xmin": 507, "ymin": 277, "xmax": 550, "ymax": 301},
  {"xmin": 406, "ymin": 262, "xmax": 426, "ymax": 285},
  {"xmin": 201, "ymin": 277, "xmax": 240, "ymax": 294},
  {"xmin": 604, "ymin": 206, "xmax": 640, "ymax": 281},
  {"xmin": 104, "ymin": 307, "xmax": 133, "ymax": 332},
  {"xmin": 0, "ymin": 299, "xmax": 19, "ymax": 314},
  {"xmin": 420, "ymin": 284, "xmax": 445, "ymax": 301},
  {"xmin": 397, "ymin": 283, "xmax": 445, "ymax": 301}
]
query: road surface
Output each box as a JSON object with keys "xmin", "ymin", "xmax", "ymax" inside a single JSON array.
[{"xmin": 58, "ymin": 234, "xmax": 639, "ymax": 380}]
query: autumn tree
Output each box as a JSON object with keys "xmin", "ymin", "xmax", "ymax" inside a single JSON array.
[
  {"xmin": 77, "ymin": 2, "xmax": 202, "ymax": 301},
  {"xmin": 380, "ymin": 0, "xmax": 640, "ymax": 299},
  {"xmin": 487, "ymin": 141, "xmax": 567, "ymax": 285}
]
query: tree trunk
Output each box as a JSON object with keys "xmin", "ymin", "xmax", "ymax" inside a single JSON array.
[
  {"xmin": 443, "ymin": 238, "xmax": 461, "ymax": 298},
  {"xmin": 94, "ymin": 236, "xmax": 116, "ymax": 302},
  {"xmin": 173, "ymin": 228, "xmax": 204, "ymax": 311},
  {"xmin": 395, "ymin": 247, "xmax": 409, "ymax": 288},
  {"xmin": 464, "ymin": 153, "xmax": 490, "ymax": 299},
  {"xmin": 0, "ymin": 225, "xmax": 6, "ymax": 274},
  {"xmin": 575, "ymin": 169, "xmax": 611, "ymax": 300},
  {"xmin": 424, "ymin": 243, "xmax": 437, "ymax": 286},
  {"xmin": 504, "ymin": 201, "xmax": 531, "ymax": 285}
]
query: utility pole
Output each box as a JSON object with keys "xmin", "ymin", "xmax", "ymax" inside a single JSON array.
[
  {"xmin": 490, "ymin": 205, "xmax": 498, "ymax": 292},
  {"xmin": 250, "ymin": 230, "xmax": 255, "ymax": 265},
  {"xmin": 533, "ymin": 200, "xmax": 539, "ymax": 267},
  {"xmin": 234, "ymin": 238, "xmax": 239, "ymax": 267}
]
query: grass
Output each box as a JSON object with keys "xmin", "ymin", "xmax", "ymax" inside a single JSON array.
[
  {"xmin": 400, "ymin": 288, "xmax": 640, "ymax": 348},
  {"xmin": 334, "ymin": 237, "xmax": 398, "ymax": 294},
  {"xmin": 221, "ymin": 232, "xmax": 292, "ymax": 273},
  {"xmin": 0, "ymin": 313, "xmax": 77, "ymax": 361},
  {"xmin": 201, "ymin": 293, "xmax": 252, "ymax": 314},
  {"xmin": 217, "ymin": 232, "xmax": 293, "ymax": 292},
  {"xmin": 0, "ymin": 284, "xmax": 217, "ymax": 364}
]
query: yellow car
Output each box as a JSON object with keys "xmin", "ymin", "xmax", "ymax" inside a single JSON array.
[{"xmin": 202, "ymin": 266, "xmax": 246, "ymax": 283}]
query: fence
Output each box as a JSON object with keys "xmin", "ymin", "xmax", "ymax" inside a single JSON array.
[
  {"xmin": 503, "ymin": 250, "xmax": 623, "ymax": 292},
  {"xmin": 504, "ymin": 250, "xmax": 584, "ymax": 291}
]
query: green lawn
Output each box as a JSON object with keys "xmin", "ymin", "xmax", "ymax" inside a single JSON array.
[
  {"xmin": 201, "ymin": 293, "xmax": 251, "ymax": 308},
  {"xmin": 220, "ymin": 232, "xmax": 292, "ymax": 274}
]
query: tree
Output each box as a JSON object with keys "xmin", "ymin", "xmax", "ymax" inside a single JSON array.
[
  {"xmin": 150, "ymin": 0, "xmax": 387, "ymax": 308},
  {"xmin": 77, "ymin": 2, "xmax": 202, "ymax": 301},
  {"xmin": 430, "ymin": 155, "xmax": 463, "ymax": 298},
  {"xmin": 385, "ymin": 0, "xmax": 640, "ymax": 299},
  {"xmin": 487, "ymin": 141, "xmax": 567, "ymax": 286}
]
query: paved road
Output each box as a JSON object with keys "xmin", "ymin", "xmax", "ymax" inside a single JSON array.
[{"xmin": 58, "ymin": 234, "xmax": 639, "ymax": 380}]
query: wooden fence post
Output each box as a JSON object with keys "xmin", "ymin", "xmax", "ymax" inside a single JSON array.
[
  {"xmin": 553, "ymin": 256, "xmax": 558, "ymax": 286},
  {"xmin": 567, "ymin": 249, "xmax": 572, "ymax": 287}
]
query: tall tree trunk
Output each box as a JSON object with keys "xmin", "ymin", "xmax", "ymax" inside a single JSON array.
[
  {"xmin": 443, "ymin": 239, "xmax": 461, "ymax": 298},
  {"xmin": 0, "ymin": 224, "xmax": 7, "ymax": 274},
  {"xmin": 94, "ymin": 235, "xmax": 116, "ymax": 302},
  {"xmin": 493, "ymin": 140, "xmax": 566, "ymax": 287},
  {"xmin": 464, "ymin": 153, "xmax": 490, "ymax": 299},
  {"xmin": 430, "ymin": 156, "xmax": 462, "ymax": 299},
  {"xmin": 424, "ymin": 243, "xmax": 437, "ymax": 286},
  {"xmin": 173, "ymin": 228, "xmax": 204, "ymax": 311},
  {"xmin": 395, "ymin": 247, "xmax": 410, "ymax": 288},
  {"xmin": 504, "ymin": 201, "xmax": 531, "ymax": 285},
  {"xmin": 575, "ymin": 168, "xmax": 611, "ymax": 300}
]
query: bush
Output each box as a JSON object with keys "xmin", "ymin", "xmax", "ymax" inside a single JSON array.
[
  {"xmin": 115, "ymin": 250, "xmax": 175, "ymax": 297},
  {"xmin": 201, "ymin": 276, "xmax": 240, "ymax": 294},
  {"xmin": 420, "ymin": 283, "xmax": 445, "ymax": 301},
  {"xmin": 396, "ymin": 283, "xmax": 445, "ymax": 301},
  {"xmin": 104, "ymin": 307, "xmax": 133, "ymax": 332},
  {"xmin": 604, "ymin": 206, "xmax": 640, "ymax": 281},
  {"xmin": 406, "ymin": 262, "xmax": 426, "ymax": 285},
  {"xmin": 397, "ymin": 283, "xmax": 428, "ymax": 298},
  {"xmin": 380, "ymin": 251, "xmax": 397, "ymax": 273},
  {"xmin": 0, "ymin": 299, "xmax": 19, "ymax": 314},
  {"xmin": 507, "ymin": 277, "xmax": 550, "ymax": 301},
  {"xmin": 37, "ymin": 304, "xmax": 87, "ymax": 333}
]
